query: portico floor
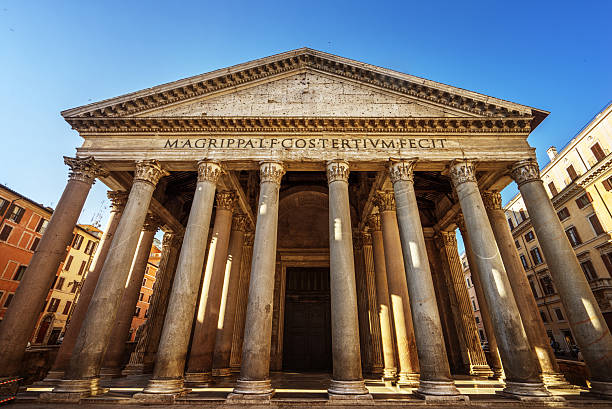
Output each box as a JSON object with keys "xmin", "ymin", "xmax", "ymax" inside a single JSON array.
[{"xmin": 14, "ymin": 372, "xmax": 611, "ymax": 408}]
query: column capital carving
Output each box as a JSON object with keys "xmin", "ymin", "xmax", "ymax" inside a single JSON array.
[
  {"xmin": 388, "ymin": 159, "xmax": 416, "ymax": 183},
  {"xmin": 134, "ymin": 160, "xmax": 167, "ymax": 187},
  {"xmin": 259, "ymin": 161, "xmax": 285, "ymax": 185},
  {"xmin": 244, "ymin": 233, "xmax": 255, "ymax": 246},
  {"xmin": 510, "ymin": 159, "xmax": 541, "ymax": 187},
  {"xmin": 455, "ymin": 213, "xmax": 466, "ymax": 233},
  {"xmin": 197, "ymin": 160, "xmax": 224, "ymax": 183},
  {"xmin": 162, "ymin": 232, "xmax": 175, "ymax": 249},
  {"xmin": 361, "ymin": 231, "xmax": 373, "ymax": 246},
  {"xmin": 366, "ymin": 214, "xmax": 382, "ymax": 232},
  {"xmin": 481, "ymin": 191, "xmax": 502, "ymax": 210},
  {"xmin": 64, "ymin": 156, "xmax": 108, "ymax": 185},
  {"xmin": 326, "ymin": 160, "xmax": 350, "ymax": 184},
  {"xmin": 449, "ymin": 159, "xmax": 476, "ymax": 187},
  {"xmin": 143, "ymin": 213, "xmax": 162, "ymax": 232},
  {"xmin": 374, "ymin": 190, "xmax": 396, "ymax": 212},
  {"xmin": 439, "ymin": 230, "xmax": 458, "ymax": 249},
  {"xmin": 107, "ymin": 190, "xmax": 128, "ymax": 212},
  {"xmin": 232, "ymin": 213, "xmax": 249, "ymax": 232},
  {"xmin": 216, "ymin": 191, "xmax": 236, "ymax": 211}
]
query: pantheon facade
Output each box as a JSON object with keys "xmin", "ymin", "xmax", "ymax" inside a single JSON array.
[{"xmin": 0, "ymin": 48, "xmax": 610, "ymax": 403}]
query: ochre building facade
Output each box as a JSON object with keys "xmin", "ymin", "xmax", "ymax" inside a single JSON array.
[{"xmin": 0, "ymin": 49, "xmax": 611, "ymax": 403}]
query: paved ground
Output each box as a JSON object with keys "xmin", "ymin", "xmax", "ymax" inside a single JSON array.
[{"xmin": 11, "ymin": 372, "xmax": 611, "ymax": 408}]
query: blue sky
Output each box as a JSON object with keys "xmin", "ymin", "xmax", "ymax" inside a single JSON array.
[{"xmin": 1, "ymin": 1, "xmax": 611, "ymax": 250}]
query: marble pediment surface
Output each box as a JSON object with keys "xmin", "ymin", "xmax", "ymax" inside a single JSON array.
[{"xmin": 136, "ymin": 71, "xmax": 462, "ymax": 118}]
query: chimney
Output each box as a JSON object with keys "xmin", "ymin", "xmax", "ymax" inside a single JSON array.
[{"xmin": 547, "ymin": 146, "xmax": 558, "ymax": 161}]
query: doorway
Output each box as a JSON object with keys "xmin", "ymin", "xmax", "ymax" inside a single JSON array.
[{"xmin": 282, "ymin": 267, "xmax": 332, "ymax": 372}]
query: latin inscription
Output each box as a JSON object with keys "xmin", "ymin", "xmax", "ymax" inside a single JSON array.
[{"xmin": 164, "ymin": 137, "xmax": 448, "ymax": 150}]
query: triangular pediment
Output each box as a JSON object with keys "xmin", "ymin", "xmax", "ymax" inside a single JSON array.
[
  {"xmin": 136, "ymin": 71, "xmax": 461, "ymax": 118},
  {"xmin": 62, "ymin": 48, "xmax": 548, "ymax": 129}
]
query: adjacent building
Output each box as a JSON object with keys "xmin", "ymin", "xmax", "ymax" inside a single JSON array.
[
  {"xmin": 460, "ymin": 253, "xmax": 488, "ymax": 345},
  {"xmin": 504, "ymin": 101, "xmax": 612, "ymax": 352},
  {"xmin": 129, "ymin": 240, "xmax": 161, "ymax": 341}
]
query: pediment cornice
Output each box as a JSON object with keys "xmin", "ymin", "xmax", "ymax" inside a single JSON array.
[
  {"xmin": 61, "ymin": 48, "xmax": 548, "ymax": 129},
  {"xmin": 66, "ymin": 115, "xmax": 532, "ymax": 134}
]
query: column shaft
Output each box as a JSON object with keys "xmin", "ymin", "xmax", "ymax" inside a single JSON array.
[
  {"xmin": 212, "ymin": 215, "xmax": 248, "ymax": 376},
  {"xmin": 230, "ymin": 162, "xmax": 284, "ymax": 398},
  {"xmin": 0, "ymin": 157, "xmax": 105, "ymax": 378},
  {"xmin": 389, "ymin": 160, "xmax": 461, "ymax": 399},
  {"xmin": 511, "ymin": 160, "xmax": 612, "ymax": 397},
  {"xmin": 101, "ymin": 216, "xmax": 159, "ymax": 377},
  {"xmin": 361, "ymin": 235, "xmax": 384, "ymax": 376},
  {"xmin": 366, "ymin": 221, "xmax": 397, "ymax": 380},
  {"xmin": 450, "ymin": 160, "xmax": 548, "ymax": 398},
  {"xmin": 49, "ymin": 190, "xmax": 127, "ymax": 378},
  {"xmin": 186, "ymin": 191, "xmax": 235, "ymax": 383},
  {"xmin": 229, "ymin": 237, "xmax": 254, "ymax": 371},
  {"xmin": 137, "ymin": 161, "xmax": 221, "ymax": 397},
  {"xmin": 353, "ymin": 235, "xmax": 373, "ymax": 373},
  {"xmin": 325, "ymin": 161, "xmax": 370, "ymax": 399}
]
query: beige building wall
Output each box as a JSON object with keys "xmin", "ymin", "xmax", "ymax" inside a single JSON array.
[
  {"xmin": 504, "ymin": 101, "xmax": 612, "ymax": 354},
  {"xmin": 459, "ymin": 253, "xmax": 488, "ymax": 345}
]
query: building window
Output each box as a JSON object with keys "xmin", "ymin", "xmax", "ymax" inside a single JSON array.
[
  {"xmin": 520, "ymin": 254, "xmax": 529, "ymax": 270},
  {"xmin": 30, "ymin": 237, "xmax": 40, "ymax": 251},
  {"xmin": 77, "ymin": 260, "xmax": 87, "ymax": 276},
  {"xmin": 603, "ymin": 176, "xmax": 612, "ymax": 191},
  {"xmin": 139, "ymin": 293, "xmax": 144, "ymax": 301},
  {"xmin": 580, "ymin": 260, "xmax": 597, "ymax": 281},
  {"xmin": 144, "ymin": 308, "xmax": 149, "ymax": 318},
  {"xmin": 576, "ymin": 192, "xmax": 593, "ymax": 209},
  {"xmin": 548, "ymin": 181, "xmax": 558, "ymax": 196},
  {"xmin": 566, "ymin": 165, "xmax": 578, "ymax": 181},
  {"xmin": 588, "ymin": 214, "xmax": 605, "ymax": 235},
  {"xmin": 565, "ymin": 226, "xmax": 582, "ymax": 246},
  {"xmin": 72, "ymin": 234, "xmax": 84, "ymax": 250},
  {"xmin": 540, "ymin": 310, "xmax": 548, "ymax": 323},
  {"xmin": 35, "ymin": 218, "xmax": 48, "ymax": 234},
  {"xmin": 507, "ymin": 218, "xmax": 515, "ymax": 230},
  {"xmin": 514, "ymin": 240, "xmax": 521, "ymax": 249},
  {"xmin": 529, "ymin": 278, "xmax": 539, "ymax": 298},
  {"xmin": 56, "ymin": 277, "xmax": 65, "ymax": 290},
  {"xmin": 47, "ymin": 298, "xmax": 60, "ymax": 312},
  {"xmin": 519, "ymin": 209, "xmax": 527, "ymax": 221},
  {"xmin": 540, "ymin": 275, "xmax": 555, "ymax": 296},
  {"xmin": 62, "ymin": 301, "xmax": 72, "ymax": 315},
  {"xmin": 475, "ymin": 316, "xmax": 480, "ymax": 324},
  {"xmin": 466, "ymin": 277, "xmax": 471, "ymax": 287},
  {"xmin": 591, "ymin": 142, "xmax": 606, "ymax": 162},
  {"xmin": 554, "ymin": 308, "xmax": 565, "ymax": 321},
  {"xmin": 142, "ymin": 278, "xmax": 147, "ymax": 287},
  {"xmin": 13, "ymin": 265, "xmax": 27, "ymax": 281},
  {"xmin": 557, "ymin": 207, "xmax": 570, "ymax": 221},
  {"xmin": 524, "ymin": 231, "xmax": 535, "ymax": 242},
  {"xmin": 602, "ymin": 253, "xmax": 612, "ymax": 275},
  {"xmin": 4, "ymin": 293, "xmax": 14, "ymax": 308},
  {"xmin": 70, "ymin": 281, "xmax": 78, "ymax": 293},
  {"xmin": 530, "ymin": 247, "xmax": 544, "ymax": 265},
  {"xmin": 0, "ymin": 197, "xmax": 9, "ymax": 216},
  {"xmin": 7, "ymin": 205, "xmax": 25, "ymax": 223},
  {"xmin": 0, "ymin": 225, "xmax": 13, "ymax": 241},
  {"xmin": 471, "ymin": 299, "xmax": 477, "ymax": 311},
  {"xmin": 64, "ymin": 255, "xmax": 73, "ymax": 271},
  {"xmin": 134, "ymin": 307, "xmax": 141, "ymax": 317},
  {"xmin": 84, "ymin": 240, "xmax": 96, "ymax": 255}
]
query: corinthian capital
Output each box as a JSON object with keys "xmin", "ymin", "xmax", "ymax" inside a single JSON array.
[
  {"xmin": 439, "ymin": 230, "xmax": 458, "ymax": 248},
  {"xmin": 64, "ymin": 156, "xmax": 108, "ymax": 185},
  {"xmin": 481, "ymin": 191, "xmax": 502, "ymax": 210},
  {"xmin": 134, "ymin": 160, "xmax": 167, "ymax": 187},
  {"xmin": 374, "ymin": 190, "xmax": 396, "ymax": 212},
  {"xmin": 215, "ymin": 191, "xmax": 236, "ymax": 211},
  {"xmin": 361, "ymin": 231, "xmax": 373, "ymax": 246},
  {"xmin": 449, "ymin": 160, "xmax": 476, "ymax": 188},
  {"xmin": 260, "ymin": 162, "xmax": 285, "ymax": 185},
  {"xmin": 107, "ymin": 190, "xmax": 128, "ymax": 212},
  {"xmin": 366, "ymin": 214, "xmax": 381, "ymax": 232},
  {"xmin": 162, "ymin": 232, "xmax": 175, "ymax": 250},
  {"xmin": 510, "ymin": 159, "xmax": 541, "ymax": 187},
  {"xmin": 388, "ymin": 159, "xmax": 416, "ymax": 184},
  {"xmin": 232, "ymin": 213, "xmax": 248, "ymax": 232},
  {"xmin": 197, "ymin": 161, "xmax": 223, "ymax": 183},
  {"xmin": 326, "ymin": 160, "xmax": 349, "ymax": 184},
  {"xmin": 143, "ymin": 213, "xmax": 162, "ymax": 232}
]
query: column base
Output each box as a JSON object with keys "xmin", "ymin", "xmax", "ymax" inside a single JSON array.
[
  {"xmin": 212, "ymin": 367, "xmax": 232, "ymax": 377},
  {"xmin": 134, "ymin": 378, "xmax": 190, "ymax": 403},
  {"xmin": 39, "ymin": 378, "xmax": 108, "ymax": 403},
  {"xmin": 470, "ymin": 364, "xmax": 494, "ymax": 378},
  {"xmin": 99, "ymin": 366, "xmax": 123, "ymax": 378},
  {"xmin": 582, "ymin": 381, "xmax": 612, "ymax": 400},
  {"xmin": 327, "ymin": 379, "xmax": 372, "ymax": 400},
  {"xmin": 396, "ymin": 372, "xmax": 420, "ymax": 388},
  {"xmin": 490, "ymin": 368, "xmax": 505, "ymax": 380},
  {"xmin": 498, "ymin": 381, "xmax": 562, "ymax": 401},
  {"xmin": 381, "ymin": 367, "xmax": 397, "ymax": 382},
  {"xmin": 39, "ymin": 370, "xmax": 64, "ymax": 386},
  {"xmin": 414, "ymin": 380, "xmax": 463, "ymax": 398},
  {"xmin": 542, "ymin": 372, "xmax": 575, "ymax": 389},
  {"xmin": 227, "ymin": 379, "xmax": 275, "ymax": 402},
  {"xmin": 122, "ymin": 363, "xmax": 145, "ymax": 376},
  {"xmin": 184, "ymin": 371, "xmax": 213, "ymax": 386}
]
